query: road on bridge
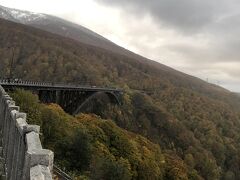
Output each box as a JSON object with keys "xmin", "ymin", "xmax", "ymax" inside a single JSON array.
[{"xmin": 0, "ymin": 79, "xmax": 122, "ymax": 93}]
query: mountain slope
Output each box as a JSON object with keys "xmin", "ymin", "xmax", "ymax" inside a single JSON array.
[
  {"xmin": 1, "ymin": 18, "xmax": 240, "ymax": 179},
  {"xmin": 0, "ymin": 5, "xmax": 234, "ymax": 99},
  {"xmin": 0, "ymin": 5, "xmax": 144, "ymax": 60}
]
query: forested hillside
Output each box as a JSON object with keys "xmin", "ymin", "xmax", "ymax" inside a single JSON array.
[
  {"xmin": 11, "ymin": 89, "xmax": 191, "ymax": 179},
  {"xmin": 2, "ymin": 18, "xmax": 240, "ymax": 179}
]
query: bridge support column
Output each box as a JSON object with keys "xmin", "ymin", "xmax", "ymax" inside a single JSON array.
[{"xmin": 55, "ymin": 90, "xmax": 61, "ymax": 104}]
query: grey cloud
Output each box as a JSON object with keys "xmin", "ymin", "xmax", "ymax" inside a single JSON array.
[
  {"xmin": 165, "ymin": 39, "xmax": 240, "ymax": 64},
  {"xmin": 96, "ymin": 0, "xmax": 233, "ymax": 33},
  {"xmin": 94, "ymin": 0, "xmax": 240, "ymax": 91}
]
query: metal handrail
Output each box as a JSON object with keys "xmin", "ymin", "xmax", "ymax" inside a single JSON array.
[{"xmin": 53, "ymin": 165, "xmax": 72, "ymax": 180}]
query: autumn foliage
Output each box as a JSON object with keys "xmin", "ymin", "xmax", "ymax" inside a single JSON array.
[{"xmin": 3, "ymin": 18, "xmax": 240, "ymax": 179}]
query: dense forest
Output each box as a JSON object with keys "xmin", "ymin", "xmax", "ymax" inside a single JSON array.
[
  {"xmin": 2, "ymin": 18, "xmax": 240, "ymax": 179},
  {"xmin": 11, "ymin": 89, "xmax": 189, "ymax": 179}
]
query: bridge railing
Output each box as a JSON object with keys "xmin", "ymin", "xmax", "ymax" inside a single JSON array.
[
  {"xmin": 0, "ymin": 79, "xmax": 122, "ymax": 92},
  {"xmin": 0, "ymin": 79, "xmax": 53, "ymax": 87},
  {"xmin": 0, "ymin": 79, "xmax": 93, "ymax": 88},
  {"xmin": 0, "ymin": 85, "xmax": 53, "ymax": 180}
]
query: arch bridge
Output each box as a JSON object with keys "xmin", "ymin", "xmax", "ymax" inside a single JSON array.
[{"xmin": 0, "ymin": 79, "xmax": 123, "ymax": 115}]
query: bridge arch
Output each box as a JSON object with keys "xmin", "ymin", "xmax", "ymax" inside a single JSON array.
[
  {"xmin": 73, "ymin": 91, "xmax": 121, "ymax": 115},
  {"xmin": 0, "ymin": 80, "xmax": 123, "ymax": 115}
]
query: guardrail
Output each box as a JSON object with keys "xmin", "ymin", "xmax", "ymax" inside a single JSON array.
[{"xmin": 0, "ymin": 85, "xmax": 54, "ymax": 179}]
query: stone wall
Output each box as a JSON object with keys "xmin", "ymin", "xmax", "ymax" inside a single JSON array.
[{"xmin": 0, "ymin": 85, "xmax": 53, "ymax": 180}]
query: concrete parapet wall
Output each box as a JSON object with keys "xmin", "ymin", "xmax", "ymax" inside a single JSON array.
[{"xmin": 0, "ymin": 85, "xmax": 53, "ymax": 180}]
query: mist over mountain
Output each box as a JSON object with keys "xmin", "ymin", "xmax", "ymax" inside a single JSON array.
[
  {"xmin": 0, "ymin": 5, "xmax": 145, "ymax": 60},
  {"xmin": 1, "ymin": 4, "xmax": 228, "ymax": 95},
  {"xmin": 0, "ymin": 5, "xmax": 234, "ymax": 94}
]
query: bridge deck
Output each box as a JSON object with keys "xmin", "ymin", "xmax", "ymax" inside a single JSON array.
[
  {"xmin": 0, "ymin": 79, "xmax": 123, "ymax": 115},
  {"xmin": 0, "ymin": 80, "xmax": 122, "ymax": 92}
]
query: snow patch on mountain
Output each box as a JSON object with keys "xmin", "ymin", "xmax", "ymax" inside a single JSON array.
[
  {"xmin": 0, "ymin": 4, "xmax": 127, "ymax": 55},
  {"xmin": 0, "ymin": 5, "xmax": 46, "ymax": 24}
]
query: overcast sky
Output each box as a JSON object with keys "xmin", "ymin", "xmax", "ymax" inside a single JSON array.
[{"xmin": 1, "ymin": 0, "xmax": 240, "ymax": 91}]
